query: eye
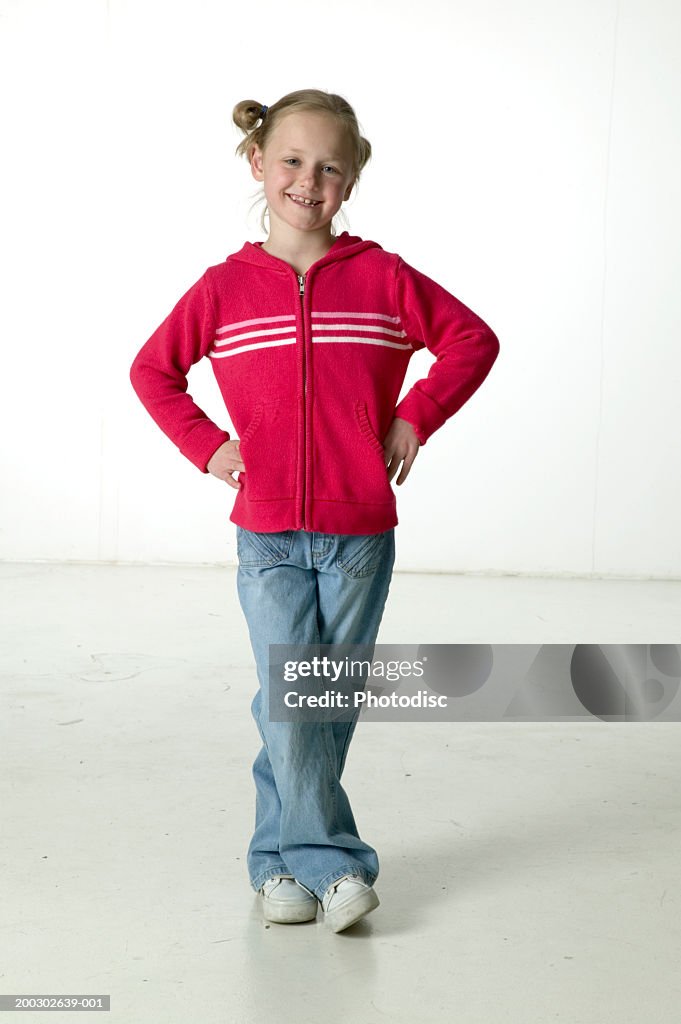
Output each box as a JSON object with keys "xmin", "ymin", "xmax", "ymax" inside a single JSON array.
[{"xmin": 283, "ymin": 158, "xmax": 339, "ymax": 174}]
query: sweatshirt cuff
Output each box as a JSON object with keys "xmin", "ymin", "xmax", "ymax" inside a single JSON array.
[
  {"xmin": 393, "ymin": 391, "xmax": 448, "ymax": 446},
  {"xmin": 179, "ymin": 422, "xmax": 232, "ymax": 473}
]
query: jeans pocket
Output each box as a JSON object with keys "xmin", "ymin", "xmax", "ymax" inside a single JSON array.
[
  {"xmin": 336, "ymin": 530, "xmax": 392, "ymax": 579},
  {"xmin": 236, "ymin": 526, "xmax": 294, "ymax": 566}
]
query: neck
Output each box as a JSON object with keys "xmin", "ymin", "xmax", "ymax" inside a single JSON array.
[{"xmin": 261, "ymin": 223, "xmax": 337, "ymax": 274}]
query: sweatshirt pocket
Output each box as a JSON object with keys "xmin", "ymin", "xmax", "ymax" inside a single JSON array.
[
  {"xmin": 238, "ymin": 400, "xmax": 296, "ymax": 502},
  {"xmin": 355, "ymin": 401, "xmax": 387, "ymax": 456},
  {"xmin": 311, "ymin": 400, "xmax": 394, "ymax": 505}
]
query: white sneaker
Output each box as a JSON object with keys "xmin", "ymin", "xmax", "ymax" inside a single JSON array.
[
  {"xmin": 260, "ymin": 874, "xmax": 318, "ymax": 924},
  {"xmin": 321, "ymin": 874, "xmax": 380, "ymax": 932}
]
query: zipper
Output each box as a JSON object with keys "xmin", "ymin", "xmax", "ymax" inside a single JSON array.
[{"xmin": 297, "ymin": 272, "xmax": 307, "ymax": 529}]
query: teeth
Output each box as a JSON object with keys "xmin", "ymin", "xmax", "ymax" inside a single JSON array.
[{"xmin": 288, "ymin": 194, "xmax": 318, "ymax": 206}]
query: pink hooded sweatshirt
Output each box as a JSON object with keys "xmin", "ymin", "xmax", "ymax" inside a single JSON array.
[{"xmin": 129, "ymin": 231, "xmax": 500, "ymax": 535}]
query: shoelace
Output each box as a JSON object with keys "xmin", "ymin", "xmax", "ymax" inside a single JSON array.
[
  {"xmin": 263, "ymin": 874, "xmax": 317, "ymax": 899},
  {"xmin": 324, "ymin": 874, "xmax": 363, "ymax": 903},
  {"xmin": 262, "ymin": 874, "xmax": 294, "ymax": 892},
  {"xmin": 333, "ymin": 873, "xmax": 359, "ymax": 889}
]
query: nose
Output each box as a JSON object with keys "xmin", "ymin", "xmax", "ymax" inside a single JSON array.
[{"xmin": 296, "ymin": 167, "xmax": 319, "ymax": 190}]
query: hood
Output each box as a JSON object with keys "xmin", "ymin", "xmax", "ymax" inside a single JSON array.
[{"xmin": 227, "ymin": 231, "xmax": 382, "ymax": 273}]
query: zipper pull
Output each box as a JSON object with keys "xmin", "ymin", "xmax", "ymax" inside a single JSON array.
[{"xmin": 298, "ymin": 273, "xmax": 305, "ymax": 296}]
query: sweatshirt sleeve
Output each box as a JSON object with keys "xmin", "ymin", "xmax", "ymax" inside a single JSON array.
[
  {"xmin": 392, "ymin": 256, "xmax": 500, "ymax": 445},
  {"xmin": 129, "ymin": 270, "xmax": 231, "ymax": 473}
]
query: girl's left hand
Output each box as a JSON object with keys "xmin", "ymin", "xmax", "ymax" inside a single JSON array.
[{"xmin": 383, "ymin": 416, "xmax": 420, "ymax": 485}]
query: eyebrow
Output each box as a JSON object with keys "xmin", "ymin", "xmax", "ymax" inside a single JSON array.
[{"xmin": 283, "ymin": 147, "xmax": 346, "ymax": 162}]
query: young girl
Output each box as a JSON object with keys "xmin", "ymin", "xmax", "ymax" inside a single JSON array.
[{"xmin": 129, "ymin": 88, "xmax": 499, "ymax": 933}]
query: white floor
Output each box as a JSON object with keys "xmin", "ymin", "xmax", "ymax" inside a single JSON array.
[{"xmin": 2, "ymin": 561, "xmax": 680, "ymax": 1024}]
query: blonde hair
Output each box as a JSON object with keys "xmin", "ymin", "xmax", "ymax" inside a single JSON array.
[{"xmin": 232, "ymin": 88, "xmax": 372, "ymax": 235}]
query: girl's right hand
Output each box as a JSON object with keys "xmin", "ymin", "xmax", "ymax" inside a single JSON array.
[{"xmin": 206, "ymin": 439, "xmax": 245, "ymax": 489}]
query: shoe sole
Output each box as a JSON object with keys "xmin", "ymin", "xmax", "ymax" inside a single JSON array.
[
  {"xmin": 262, "ymin": 899, "xmax": 318, "ymax": 924},
  {"xmin": 324, "ymin": 888, "xmax": 380, "ymax": 933}
]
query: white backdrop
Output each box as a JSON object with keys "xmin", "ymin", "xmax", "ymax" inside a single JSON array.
[{"xmin": 1, "ymin": 0, "xmax": 679, "ymax": 576}]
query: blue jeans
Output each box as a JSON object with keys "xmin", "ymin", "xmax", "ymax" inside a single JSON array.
[{"xmin": 235, "ymin": 526, "xmax": 395, "ymax": 901}]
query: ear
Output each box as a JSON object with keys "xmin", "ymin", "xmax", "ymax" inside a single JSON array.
[
  {"xmin": 344, "ymin": 179, "xmax": 355, "ymax": 201},
  {"xmin": 250, "ymin": 144, "xmax": 264, "ymax": 181}
]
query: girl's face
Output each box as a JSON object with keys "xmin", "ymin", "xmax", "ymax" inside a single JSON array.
[{"xmin": 250, "ymin": 111, "xmax": 356, "ymax": 237}]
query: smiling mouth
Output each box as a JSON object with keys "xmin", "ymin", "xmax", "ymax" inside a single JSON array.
[{"xmin": 286, "ymin": 193, "xmax": 321, "ymax": 207}]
